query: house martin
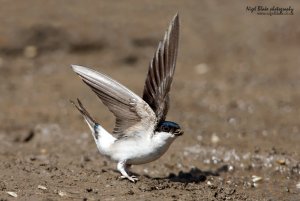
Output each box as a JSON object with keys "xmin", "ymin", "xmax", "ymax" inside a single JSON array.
[{"xmin": 71, "ymin": 14, "xmax": 183, "ymax": 182}]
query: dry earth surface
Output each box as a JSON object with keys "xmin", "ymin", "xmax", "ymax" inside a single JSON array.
[{"xmin": 0, "ymin": 1, "xmax": 300, "ymax": 200}]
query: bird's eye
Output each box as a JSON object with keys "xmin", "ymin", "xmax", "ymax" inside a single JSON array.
[{"xmin": 161, "ymin": 125, "xmax": 169, "ymax": 132}]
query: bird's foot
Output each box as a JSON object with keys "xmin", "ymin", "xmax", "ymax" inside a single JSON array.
[
  {"xmin": 117, "ymin": 161, "xmax": 138, "ymax": 182},
  {"xmin": 120, "ymin": 175, "xmax": 139, "ymax": 182}
]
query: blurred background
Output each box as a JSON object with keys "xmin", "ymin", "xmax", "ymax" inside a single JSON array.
[{"xmin": 0, "ymin": 1, "xmax": 300, "ymax": 200}]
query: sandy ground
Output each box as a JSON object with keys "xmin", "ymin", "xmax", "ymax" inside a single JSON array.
[{"xmin": 1, "ymin": 1, "xmax": 300, "ymax": 200}]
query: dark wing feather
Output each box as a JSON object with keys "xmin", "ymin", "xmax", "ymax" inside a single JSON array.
[
  {"xmin": 70, "ymin": 98, "xmax": 96, "ymax": 127},
  {"xmin": 142, "ymin": 14, "xmax": 179, "ymax": 123},
  {"xmin": 72, "ymin": 65, "xmax": 157, "ymax": 138}
]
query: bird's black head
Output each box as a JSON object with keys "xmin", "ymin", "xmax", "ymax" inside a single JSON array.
[{"xmin": 156, "ymin": 121, "xmax": 184, "ymax": 136}]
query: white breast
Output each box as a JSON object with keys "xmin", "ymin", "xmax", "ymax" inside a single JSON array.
[{"xmin": 108, "ymin": 131, "xmax": 176, "ymax": 165}]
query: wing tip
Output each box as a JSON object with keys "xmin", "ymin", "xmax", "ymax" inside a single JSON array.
[
  {"xmin": 172, "ymin": 13, "xmax": 179, "ymax": 27},
  {"xmin": 71, "ymin": 64, "xmax": 85, "ymax": 74},
  {"xmin": 71, "ymin": 64, "xmax": 96, "ymax": 78},
  {"xmin": 173, "ymin": 13, "xmax": 179, "ymax": 20}
]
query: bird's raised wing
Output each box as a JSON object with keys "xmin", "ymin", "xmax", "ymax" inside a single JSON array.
[
  {"xmin": 142, "ymin": 14, "xmax": 179, "ymax": 123},
  {"xmin": 72, "ymin": 65, "xmax": 157, "ymax": 138}
]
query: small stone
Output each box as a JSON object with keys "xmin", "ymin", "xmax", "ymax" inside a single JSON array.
[
  {"xmin": 23, "ymin": 45, "xmax": 38, "ymax": 58},
  {"xmin": 296, "ymin": 182, "xmax": 300, "ymax": 189},
  {"xmin": 195, "ymin": 63, "xmax": 209, "ymax": 75},
  {"xmin": 211, "ymin": 133, "xmax": 220, "ymax": 144},
  {"xmin": 206, "ymin": 181, "xmax": 216, "ymax": 189},
  {"xmin": 58, "ymin": 190, "xmax": 67, "ymax": 197},
  {"xmin": 228, "ymin": 165, "xmax": 235, "ymax": 172},
  {"xmin": 228, "ymin": 117, "xmax": 237, "ymax": 125},
  {"xmin": 253, "ymin": 182, "xmax": 259, "ymax": 188},
  {"xmin": 285, "ymin": 187, "xmax": 290, "ymax": 192},
  {"xmin": 211, "ymin": 156, "xmax": 221, "ymax": 164},
  {"xmin": 197, "ymin": 135, "xmax": 203, "ymax": 141},
  {"xmin": 226, "ymin": 180, "xmax": 232, "ymax": 184},
  {"xmin": 262, "ymin": 130, "xmax": 268, "ymax": 136},
  {"xmin": 177, "ymin": 163, "xmax": 183, "ymax": 168},
  {"xmin": 276, "ymin": 159, "xmax": 286, "ymax": 165},
  {"xmin": 7, "ymin": 191, "xmax": 18, "ymax": 197},
  {"xmin": 38, "ymin": 185, "xmax": 47, "ymax": 190},
  {"xmin": 40, "ymin": 148, "xmax": 47, "ymax": 154},
  {"xmin": 252, "ymin": 175, "xmax": 263, "ymax": 183}
]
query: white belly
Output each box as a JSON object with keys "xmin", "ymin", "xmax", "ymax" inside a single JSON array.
[{"xmin": 108, "ymin": 137, "xmax": 173, "ymax": 165}]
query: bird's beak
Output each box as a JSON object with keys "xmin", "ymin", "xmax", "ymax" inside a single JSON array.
[{"xmin": 174, "ymin": 129, "xmax": 184, "ymax": 136}]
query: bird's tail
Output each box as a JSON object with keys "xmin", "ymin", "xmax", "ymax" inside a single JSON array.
[{"xmin": 70, "ymin": 98, "xmax": 97, "ymax": 132}]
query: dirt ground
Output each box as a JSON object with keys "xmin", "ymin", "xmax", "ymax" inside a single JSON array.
[{"xmin": 1, "ymin": 1, "xmax": 300, "ymax": 200}]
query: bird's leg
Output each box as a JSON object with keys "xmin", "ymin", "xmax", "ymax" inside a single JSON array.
[{"xmin": 117, "ymin": 161, "xmax": 138, "ymax": 182}]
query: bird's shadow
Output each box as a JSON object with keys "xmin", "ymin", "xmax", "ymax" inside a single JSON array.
[
  {"xmin": 111, "ymin": 165, "xmax": 230, "ymax": 184},
  {"xmin": 152, "ymin": 165, "xmax": 231, "ymax": 184}
]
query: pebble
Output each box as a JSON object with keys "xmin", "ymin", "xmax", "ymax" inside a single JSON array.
[
  {"xmin": 252, "ymin": 175, "xmax": 263, "ymax": 183},
  {"xmin": 253, "ymin": 183, "xmax": 259, "ymax": 188},
  {"xmin": 228, "ymin": 117, "xmax": 237, "ymax": 125},
  {"xmin": 23, "ymin": 45, "xmax": 38, "ymax": 58},
  {"xmin": 211, "ymin": 133, "xmax": 220, "ymax": 144},
  {"xmin": 197, "ymin": 135, "xmax": 203, "ymax": 141},
  {"xmin": 40, "ymin": 148, "xmax": 47, "ymax": 154},
  {"xmin": 296, "ymin": 182, "xmax": 300, "ymax": 189},
  {"xmin": 228, "ymin": 165, "xmax": 235, "ymax": 172},
  {"xmin": 211, "ymin": 156, "xmax": 221, "ymax": 164},
  {"xmin": 177, "ymin": 163, "xmax": 183, "ymax": 168},
  {"xmin": 38, "ymin": 185, "xmax": 47, "ymax": 190},
  {"xmin": 7, "ymin": 191, "xmax": 18, "ymax": 197},
  {"xmin": 276, "ymin": 159, "xmax": 286, "ymax": 165},
  {"xmin": 285, "ymin": 187, "xmax": 290, "ymax": 192},
  {"xmin": 195, "ymin": 63, "xmax": 209, "ymax": 75},
  {"xmin": 207, "ymin": 181, "xmax": 213, "ymax": 186},
  {"xmin": 58, "ymin": 190, "xmax": 67, "ymax": 197}
]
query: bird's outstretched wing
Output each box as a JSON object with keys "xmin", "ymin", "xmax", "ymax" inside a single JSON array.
[
  {"xmin": 72, "ymin": 65, "xmax": 157, "ymax": 138},
  {"xmin": 142, "ymin": 14, "xmax": 179, "ymax": 123}
]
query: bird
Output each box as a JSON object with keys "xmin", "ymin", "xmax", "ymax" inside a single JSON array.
[{"xmin": 70, "ymin": 14, "xmax": 183, "ymax": 182}]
